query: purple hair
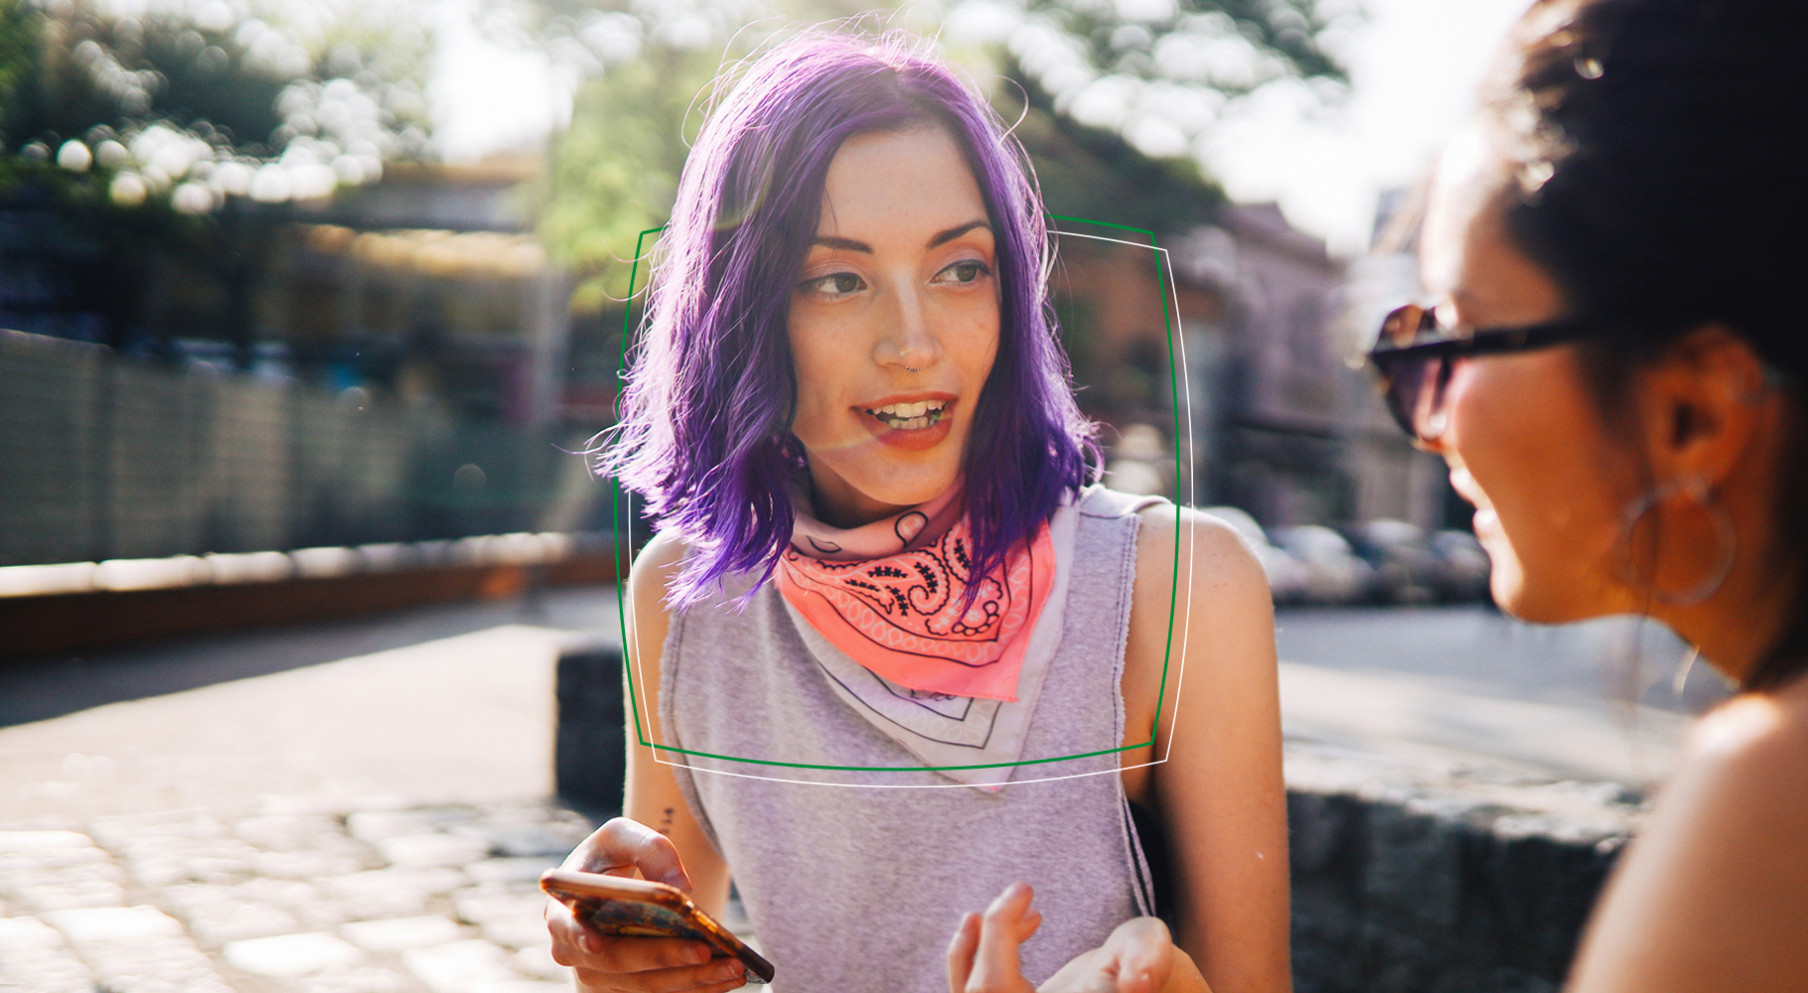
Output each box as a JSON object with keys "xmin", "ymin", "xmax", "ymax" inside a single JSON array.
[{"xmin": 597, "ymin": 31, "xmax": 1098, "ymax": 606}]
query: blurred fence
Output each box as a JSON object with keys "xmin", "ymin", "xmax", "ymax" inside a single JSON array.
[{"xmin": 0, "ymin": 330, "xmax": 606, "ymax": 567}]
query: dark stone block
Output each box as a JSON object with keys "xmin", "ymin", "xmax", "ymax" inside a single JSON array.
[
  {"xmin": 1362, "ymin": 797, "xmax": 1464, "ymax": 930},
  {"xmin": 555, "ymin": 643, "xmax": 627, "ymax": 814},
  {"xmin": 1479, "ymin": 821, "xmax": 1621, "ymax": 978},
  {"xmin": 1359, "ymin": 923, "xmax": 1436, "ymax": 993},
  {"xmin": 1290, "ymin": 789, "xmax": 1360, "ymax": 875}
]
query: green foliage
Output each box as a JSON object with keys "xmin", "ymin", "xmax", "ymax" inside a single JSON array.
[
  {"xmin": 537, "ymin": 43, "xmax": 725, "ymax": 310},
  {"xmin": 0, "ymin": 0, "xmax": 433, "ymax": 215},
  {"xmin": 0, "ymin": 0, "xmax": 36, "ymax": 140},
  {"xmin": 532, "ymin": 0, "xmax": 1348, "ymax": 309},
  {"xmin": 997, "ymin": 61, "xmax": 1223, "ymax": 234},
  {"xmin": 0, "ymin": 0, "xmax": 438, "ymax": 354},
  {"xmin": 1022, "ymin": 0, "xmax": 1347, "ymax": 94}
]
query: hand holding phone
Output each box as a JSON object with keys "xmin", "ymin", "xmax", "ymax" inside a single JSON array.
[
  {"xmin": 542, "ymin": 868, "xmax": 774, "ymax": 984},
  {"xmin": 543, "ymin": 817, "xmax": 769, "ymax": 992}
]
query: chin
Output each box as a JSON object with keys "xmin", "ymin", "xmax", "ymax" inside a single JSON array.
[
  {"xmin": 1489, "ymin": 565, "xmax": 1607, "ymax": 625},
  {"xmin": 866, "ymin": 466, "xmax": 961, "ymax": 507}
]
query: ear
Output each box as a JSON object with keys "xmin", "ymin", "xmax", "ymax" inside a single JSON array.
[{"xmin": 1633, "ymin": 325, "xmax": 1772, "ymax": 488}]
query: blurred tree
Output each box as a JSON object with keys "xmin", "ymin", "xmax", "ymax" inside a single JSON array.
[
  {"xmin": 0, "ymin": 0, "xmax": 432, "ymax": 214},
  {"xmin": 1000, "ymin": 57, "xmax": 1223, "ymax": 234},
  {"xmin": 529, "ymin": 0, "xmax": 1346, "ymax": 313},
  {"xmin": 0, "ymin": 0, "xmax": 434, "ymax": 358},
  {"xmin": 1021, "ymin": 0, "xmax": 1345, "ymax": 94},
  {"xmin": 538, "ymin": 37, "xmax": 724, "ymax": 311}
]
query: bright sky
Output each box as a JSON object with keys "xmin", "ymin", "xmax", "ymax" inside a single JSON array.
[
  {"xmin": 430, "ymin": 0, "xmax": 1533, "ymax": 258},
  {"xmin": 1200, "ymin": 0, "xmax": 1532, "ymax": 256}
]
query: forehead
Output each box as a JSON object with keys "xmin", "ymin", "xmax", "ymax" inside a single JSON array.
[
  {"xmin": 1421, "ymin": 124, "xmax": 1567, "ymax": 325},
  {"xmin": 817, "ymin": 127, "xmax": 987, "ymax": 235}
]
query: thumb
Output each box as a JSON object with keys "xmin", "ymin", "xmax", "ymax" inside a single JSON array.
[{"xmin": 575, "ymin": 817, "xmax": 693, "ymax": 892}]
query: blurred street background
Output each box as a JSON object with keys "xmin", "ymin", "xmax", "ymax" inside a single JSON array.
[{"xmin": 0, "ymin": 0, "xmax": 1730, "ymax": 989}]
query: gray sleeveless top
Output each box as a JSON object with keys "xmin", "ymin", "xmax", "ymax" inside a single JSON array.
[{"xmin": 661, "ymin": 486, "xmax": 1162, "ymax": 992}]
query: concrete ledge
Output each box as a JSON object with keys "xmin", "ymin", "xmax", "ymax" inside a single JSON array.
[{"xmin": 0, "ymin": 535, "xmax": 624, "ymax": 660}]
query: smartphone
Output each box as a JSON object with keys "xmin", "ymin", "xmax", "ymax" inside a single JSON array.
[{"xmin": 539, "ymin": 867, "xmax": 776, "ymax": 985}]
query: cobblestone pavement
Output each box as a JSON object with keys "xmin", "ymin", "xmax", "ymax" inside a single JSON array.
[
  {"xmin": 1, "ymin": 800, "xmax": 597, "ymax": 993},
  {"xmin": 0, "ymin": 589, "xmax": 632, "ymax": 993}
]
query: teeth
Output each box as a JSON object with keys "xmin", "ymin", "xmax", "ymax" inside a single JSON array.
[
  {"xmin": 870, "ymin": 400, "xmax": 945, "ymax": 418},
  {"xmin": 866, "ymin": 400, "xmax": 948, "ymax": 430}
]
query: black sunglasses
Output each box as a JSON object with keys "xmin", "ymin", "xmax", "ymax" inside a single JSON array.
[{"xmin": 1366, "ymin": 303, "xmax": 1596, "ymax": 442}]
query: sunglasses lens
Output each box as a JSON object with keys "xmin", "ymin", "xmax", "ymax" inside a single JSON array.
[
  {"xmin": 1377, "ymin": 353, "xmax": 1452, "ymax": 442},
  {"xmin": 1371, "ymin": 305, "xmax": 1453, "ymax": 442}
]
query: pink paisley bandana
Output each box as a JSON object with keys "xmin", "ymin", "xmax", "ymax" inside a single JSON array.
[{"xmin": 774, "ymin": 481, "xmax": 1056, "ymax": 702}]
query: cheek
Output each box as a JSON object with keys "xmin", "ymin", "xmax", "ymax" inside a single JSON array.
[
  {"xmin": 786, "ymin": 325, "xmax": 838, "ymax": 439},
  {"xmin": 1444, "ymin": 356, "xmax": 1632, "ymax": 612},
  {"xmin": 956, "ymin": 300, "xmax": 1001, "ymax": 385}
]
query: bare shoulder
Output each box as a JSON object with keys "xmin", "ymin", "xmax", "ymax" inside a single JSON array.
[
  {"xmin": 1122, "ymin": 503, "xmax": 1278, "ymax": 754},
  {"xmin": 622, "ymin": 531, "xmax": 692, "ymax": 708},
  {"xmin": 1672, "ymin": 677, "xmax": 1808, "ymax": 845},
  {"xmin": 1689, "ymin": 677, "xmax": 1808, "ymax": 767},
  {"xmin": 1131, "ymin": 503, "xmax": 1273, "ymax": 620},
  {"xmin": 1568, "ymin": 678, "xmax": 1808, "ymax": 992},
  {"xmin": 626, "ymin": 530, "xmax": 690, "ymax": 605}
]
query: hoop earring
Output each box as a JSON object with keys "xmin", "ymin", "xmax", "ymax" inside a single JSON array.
[{"xmin": 1617, "ymin": 477, "xmax": 1736, "ymax": 607}]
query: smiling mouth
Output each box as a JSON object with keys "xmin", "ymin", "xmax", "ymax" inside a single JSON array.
[{"xmin": 861, "ymin": 399, "xmax": 949, "ymax": 431}]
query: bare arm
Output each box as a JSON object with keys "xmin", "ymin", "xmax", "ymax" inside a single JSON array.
[
  {"xmin": 618, "ymin": 532, "xmax": 731, "ymax": 916},
  {"xmin": 1122, "ymin": 507, "xmax": 1291, "ymax": 993},
  {"xmin": 546, "ymin": 533, "xmax": 742, "ymax": 992}
]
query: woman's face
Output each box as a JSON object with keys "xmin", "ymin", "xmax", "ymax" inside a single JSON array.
[
  {"xmin": 787, "ymin": 126, "xmax": 1000, "ymax": 526},
  {"xmin": 1418, "ymin": 128, "xmax": 1644, "ymax": 622}
]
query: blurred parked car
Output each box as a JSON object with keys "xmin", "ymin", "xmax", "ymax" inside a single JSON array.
[
  {"xmin": 1201, "ymin": 506, "xmax": 1309, "ymax": 604},
  {"xmin": 1429, "ymin": 529, "xmax": 1493, "ymax": 602},
  {"xmin": 1344, "ymin": 519, "xmax": 1439, "ymax": 605},
  {"xmin": 1269, "ymin": 525, "xmax": 1372, "ymax": 605}
]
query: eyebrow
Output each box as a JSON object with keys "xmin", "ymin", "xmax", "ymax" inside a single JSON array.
[{"xmin": 811, "ymin": 220, "xmax": 991, "ymax": 254}]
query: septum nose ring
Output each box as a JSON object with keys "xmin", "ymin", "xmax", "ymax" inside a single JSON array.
[{"xmin": 904, "ymin": 366, "xmax": 920, "ymax": 373}]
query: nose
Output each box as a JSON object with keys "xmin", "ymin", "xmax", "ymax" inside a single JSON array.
[{"xmin": 876, "ymin": 282, "xmax": 941, "ymax": 371}]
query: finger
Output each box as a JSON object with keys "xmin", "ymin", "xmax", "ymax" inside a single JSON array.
[
  {"xmin": 568, "ymin": 817, "xmax": 693, "ymax": 892},
  {"xmin": 1102, "ymin": 918, "xmax": 1173, "ymax": 993},
  {"xmin": 969, "ymin": 882, "xmax": 1036, "ymax": 990},
  {"xmin": 947, "ymin": 911, "xmax": 980, "ymax": 993},
  {"xmin": 572, "ymin": 955, "xmax": 750, "ymax": 993},
  {"xmin": 569, "ymin": 934, "xmax": 720, "ymax": 975}
]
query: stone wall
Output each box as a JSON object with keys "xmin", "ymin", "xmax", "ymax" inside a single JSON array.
[{"xmin": 1286, "ymin": 745, "xmax": 1642, "ymax": 993}]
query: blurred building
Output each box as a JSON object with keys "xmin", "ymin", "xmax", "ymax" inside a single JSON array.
[
  {"xmin": 1338, "ymin": 185, "xmax": 1463, "ymax": 532},
  {"xmin": 1055, "ymin": 203, "xmax": 1358, "ymax": 526}
]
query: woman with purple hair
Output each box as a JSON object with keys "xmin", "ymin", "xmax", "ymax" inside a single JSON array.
[{"xmin": 544, "ymin": 31, "xmax": 1288, "ymax": 993}]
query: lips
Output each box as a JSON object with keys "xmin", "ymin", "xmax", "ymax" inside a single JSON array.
[{"xmin": 854, "ymin": 393, "xmax": 957, "ymax": 451}]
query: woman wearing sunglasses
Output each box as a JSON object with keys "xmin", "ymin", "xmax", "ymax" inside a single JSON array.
[
  {"xmin": 962, "ymin": 0, "xmax": 1808, "ymax": 989},
  {"xmin": 1369, "ymin": 2, "xmax": 1808, "ymax": 984}
]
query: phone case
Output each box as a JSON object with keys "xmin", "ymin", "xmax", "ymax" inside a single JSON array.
[{"xmin": 539, "ymin": 868, "xmax": 776, "ymax": 984}]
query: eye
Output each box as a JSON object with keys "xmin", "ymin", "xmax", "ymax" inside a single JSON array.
[
  {"xmin": 798, "ymin": 271, "xmax": 866, "ymax": 298},
  {"xmin": 933, "ymin": 260, "xmax": 991, "ymax": 285}
]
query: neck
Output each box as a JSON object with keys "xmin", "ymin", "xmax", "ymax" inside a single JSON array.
[
  {"xmin": 805, "ymin": 473, "xmax": 912, "ymax": 530},
  {"xmin": 1660, "ymin": 548, "xmax": 1802, "ymax": 689}
]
